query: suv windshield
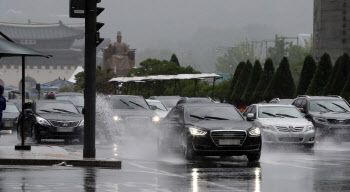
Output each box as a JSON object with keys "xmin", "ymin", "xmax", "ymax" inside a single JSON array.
[
  {"xmin": 56, "ymin": 95, "xmax": 84, "ymax": 107},
  {"xmin": 4, "ymin": 104, "xmax": 19, "ymax": 113},
  {"xmin": 259, "ymin": 106, "xmax": 303, "ymax": 118},
  {"xmin": 309, "ymin": 100, "xmax": 350, "ymax": 113},
  {"xmin": 148, "ymin": 101, "xmax": 167, "ymax": 111},
  {"xmin": 185, "ymin": 106, "xmax": 243, "ymax": 123},
  {"xmin": 111, "ymin": 97, "xmax": 150, "ymax": 110},
  {"xmin": 36, "ymin": 102, "xmax": 79, "ymax": 114}
]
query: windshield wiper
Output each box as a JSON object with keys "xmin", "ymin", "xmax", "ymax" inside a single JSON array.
[
  {"xmin": 317, "ymin": 103, "xmax": 334, "ymax": 112},
  {"xmin": 53, "ymin": 108, "xmax": 76, "ymax": 114},
  {"xmin": 128, "ymin": 101, "xmax": 146, "ymax": 109},
  {"xmin": 190, "ymin": 114, "xmax": 205, "ymax": 120},
  {"xmin": 204, "ymin": 116, "xmax": 229, "ymax": 120},
  {"xmin": 39, "ymin": 109, "xmax": 54, "ymax": 113},
  {"xmin": 262, "ymin": 112, "xmax": 278, "ymax": 117},
  {"xmin": 120, "ymin": 99, "xmax": 134, "ymax": 109},
  {"xmin": 276, "ymin": 113, "xmax": 297, "ymax": 118},
  {"xmin": 332, "ymin": 103, "xmax": 350, "ymax": 113}
]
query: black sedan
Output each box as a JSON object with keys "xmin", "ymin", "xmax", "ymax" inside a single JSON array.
[
  {"xmin": 159, "ymin": 103, "xmax": 261, "ymax": 161},
  {"xmin": 17, "ymin": 100, "xmax": 84, "ymax": 143},
  {"xmin": 2, "ymin": 102, "xmax": 20, "ymax": 133},
  {"xmin": 55, "ymin": 92, "xmax": 84, "ymax": 112}
]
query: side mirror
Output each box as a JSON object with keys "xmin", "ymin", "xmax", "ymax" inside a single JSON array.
[
  {"xmin": 25, "ymin": 109, "xmax": 33, "ymax": 115},
  {"xmin": 149, "ymin": 105, "xmax": 157, "ymax": 110},
  {"xmin": 246, "ymin": 113, "xmax": 255, "ymax": 121}
]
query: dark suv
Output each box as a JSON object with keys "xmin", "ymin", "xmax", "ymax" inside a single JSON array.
[{"xmin": 292, "ymin": 95, "xmax": 350, "ymax": 142}]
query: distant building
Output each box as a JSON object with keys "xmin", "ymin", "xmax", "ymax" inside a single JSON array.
[
  {"xmin": 313, "ymin": 0, "xmax": 350, "ymax": 62},
  {"xmin": 0, "ymin": 21, "xmax": 84, "ymax": 89}
]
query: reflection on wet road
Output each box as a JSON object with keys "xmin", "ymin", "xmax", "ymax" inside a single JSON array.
[{"xmin": 1, "ymin": 134, "xmax": 350, "ymax": 191}]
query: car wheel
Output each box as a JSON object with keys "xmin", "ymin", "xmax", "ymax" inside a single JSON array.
[
  {"xmin": 184, "ymin": 142, "xmax": 195, "ymax": 160},
  {"xmin": 247, "ymin": 153, "xmax": 261, "ymax": 162},
  {"xmin": 31, "ymin": 126, "xmax": 41, "ymax": 144}
]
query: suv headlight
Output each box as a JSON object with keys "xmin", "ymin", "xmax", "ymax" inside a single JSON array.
[
  {"xmin": 152, "ymin": 116, "xmax": 160, "ymax": 122},
  {"xmin": 113, "ymin": 115, "xmax": 122, "ymax": 121},
  {"xmin": 189, "ymin": 127, "xmax": 207, "ymax": 136},
  {"xmin": 249, "ymin": 127, "xmax": 261, "ymax": 136},
  {"xmin": 313, "ymin": 117, "xmax": 328, "ymax": 124},
  {"xmin": 79, "ymin": 120, "xmax": 84, "ymax": 126},
  {"xmin": 36, "ymin": 116, "xmax": 51, "ymax": 126},
  {"xmin": 260, "ymin": 125, "xmax": 275, "ymax": 131},
  {"xmin": 306, "ymin": 125, "xmax": 314, "ymax": 131}
]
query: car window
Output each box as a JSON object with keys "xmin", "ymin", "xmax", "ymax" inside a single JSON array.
[
  {"xmin": 243, "ymin": 106, "xmax": 253, "ymax": 116},
  {"xmin": 148, "ymin": 101, "xmax": 167, "ymax": 111},
  {"xmin": 251, "ymin": 106, "xmax": 257, "ymax": 116},
  {"xmin": 309, "ymin": 100, "xmax": 350, "ymax": 113},
  {"xmin": 56, "ymin": 95, "xmax": 84, "ymax": 107},
  {"xmin": 185, "ymin": 106, "xmax": 243, "ymax": 123},
  {"xmin": 301, "ymin": 100, "xmax": 307, "ymax": 109},
  {"xmin": 293, "ymin": 99, "xmax": 301, "ymax": 108},
  {"xmin": 166, "ymin": 106, "xmax": 183, "ymax": 122},
  {"xmin": 258, "ymin": 106, "xmax": 304, "ymax": 118}
]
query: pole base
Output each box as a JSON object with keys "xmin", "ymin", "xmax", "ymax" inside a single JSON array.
[{"xmin": 15, "ymin": 145, "xmax": 31, "ymax": 150}]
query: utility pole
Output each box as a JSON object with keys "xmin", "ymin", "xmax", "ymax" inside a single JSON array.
[{"xmin": 70, "ymin": 0, "xmax": 104, "ymax": 158}]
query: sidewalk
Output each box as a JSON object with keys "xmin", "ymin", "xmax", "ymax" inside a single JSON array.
[{"xmin": 0, "ymin": 145, "xmax": 121, "ymax": 168}]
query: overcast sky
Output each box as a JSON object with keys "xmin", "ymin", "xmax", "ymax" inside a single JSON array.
[{"xmin": 0, "ymin": 0, "xmax": 313, "ymax": 71}]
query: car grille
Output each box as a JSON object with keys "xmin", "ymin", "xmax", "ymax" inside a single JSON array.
[
  {"xmin": 49, "ymin": 120, "xmax": 80, "ymax": 128},
  {"xmin": 276, "ymin": 126, "xmax": 304, "ymax": 132},
  {"xmin": 328, "ymin": 119, "xmax": 350, "ymax": 125},
  {"xmin": 125, "ymin": 117, "xmax": 152, "ymax": 129},
  {"xmin": 279, "ymin": 137, "xmax": 303, "ymax": 142},
  {"xmin": 210, "ymin": 131, "xmax": 247, "ymax": 146}
]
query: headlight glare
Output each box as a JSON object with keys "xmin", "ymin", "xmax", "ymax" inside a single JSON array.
[
  {"xmin": 189, "ymin": 127, "xmax": 207, "ymax": 136},
  {"xmin": 36, "ymin": 116, "xmax": 50, "ymax": 126},
  {"xmin": 152, "ymin": 116, "xmax": 160, "ymax": 122},
  {"xmin": 249, "ymin": 127, "xmax": 261, "ymax": 136},
  {"xmin": 113, "ymin": 116, "xmax": 121, "ymax": 121}
]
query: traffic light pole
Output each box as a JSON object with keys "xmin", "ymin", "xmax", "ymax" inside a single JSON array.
[{"xmin": 83, "ymin": 0, "xmax": 97, "ymax": 158}]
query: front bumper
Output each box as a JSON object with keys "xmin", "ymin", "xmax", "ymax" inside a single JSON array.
[
  {"xmin": 262, "ymin": 130, "xmax": 315, "ymax": 144},
  {"xmin": 315, "ymin": 122, "xmax": 350, "ymax": 141},
  {"xmin": 190, "ymin": 133, "xmax": 261, "ymax": 156},
  {"xmin": 35, "ymin": 124, "xmax": 84, "ymax": 139}
]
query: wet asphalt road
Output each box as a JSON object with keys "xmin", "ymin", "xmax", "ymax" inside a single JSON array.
[{"xmin": 1, "ymin": 134, "xmax": 350, "ymax": 192}]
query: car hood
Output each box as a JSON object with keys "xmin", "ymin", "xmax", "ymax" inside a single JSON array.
[
  {"xmin": 2, "ymin": 112, "xmax": 19, "ymax": 119},
  {"xmin": 257, "ymin": 118, "xmax": 312, "ymax": 127},
  {"xmin": 189, "ymin": 120, "xmax": 254, "ymax": 131},
  {"xmin": 309, "ymin": 111, "xmax": 350, "ymax": 119},
  {"xmin": 38, "ymin": 113, "xmax": 83, "ymax": 121},
  {"xmin": 112, "ymin": 109, "xmax": 157, "ymax": 119}
]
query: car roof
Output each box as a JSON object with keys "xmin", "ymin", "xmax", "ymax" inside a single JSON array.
[
  {"xmin": 146, "ymin": 99, "xmax": 161, "ymax": 103},
  {"xmin": 55, "ymin": 92, "xmax": 83, "ymax": 96},
  {"xmin": 149, "ymin": 96, "xmax": 181, "ymax": 99},
  {"xmin": 255, "ymin": 104, "xmax": 296, "ymax": 107},
  {"xmin": 179, "ymin": 102, "xmax": 233, "ymax": 107},
  {"xmin": 297, "ymin": 96, "xmax": 344, "ymax": 100},
  {"xmin": 110, "ymin": 95, "xmax": 144, "ymax": 98}
]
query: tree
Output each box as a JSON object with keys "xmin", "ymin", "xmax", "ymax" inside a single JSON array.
[
  {"xmin": 267, "ymin": 35, "xmax": 288, "ymax": 67},
  {"xmin": 264, "ymin": 57, "xmax": 295, "ymax": 100},
  {"xmin": 307, "ymin": 53, "xmax": 333, "ymax": 96},
  {"xmin": 324, "ymin": 56, "xmax": 341, "ymax": 95},
  {"xmin": 296, "ymin": 55, "xmax": 317, "ymax": 96},
  {"xmin": 330, "ymin": 54, "xmax": 350, "ymax": 95},
  {"xmin": 228, "ymin": 61, "xmax": 245, "ymax": 103},
  {"xmin": 231, "ymin": 60, "xmax": 253, "ymax": 105},
  {"xmin": 242, "ymin": 60, "xmax": 262, "ymax": 104},
  {"xmin": 252, "ymin": 58, "xmax": 275, "ymax": 102},
  {"xmin": 170, "ymin": 54, "xmax": 180, "ymax": 66},
  {"xmin": 216, "ymin": 40, "xmax": 257, "ymax": 74}
]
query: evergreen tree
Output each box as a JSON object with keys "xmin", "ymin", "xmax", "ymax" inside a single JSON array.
[
  {"xmin": 296, "ymin": 55, "xmax": 317, "ymax": 96},
  {"xmin": 242, "ymin": 60, "xmax": 262, "ymax": 104},
  {"xmin": 227, "ymin": 62, "xmax": 245, "ymax": 103},
  {"xmin": 252, "ymin": 58, "xmax": 275, "ymax": 102},
  {"xmin": 170, "ymin": 54, "xmax": 180, "ymax": 66},
  {"xmin": 264, "ymin": 57, "xmax": 295, "ymax": 101},
  {"xmin": 307, "ymin": 53, "xmax": 333, "ymax": 96},
  {"xmin": 324, "ymin": 56, "xmax": 341, "ymax": 95},
  {"xmin": 231, "ymin": 60, "xmax": 253, "ymax": 105},
  {"xmin": 330, "ymin": 54, "xmax": 350, "ymax": 95}
]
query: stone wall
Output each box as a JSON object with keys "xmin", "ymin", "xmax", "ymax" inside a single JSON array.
[{"xmin": 313, "ymin": 0, "xmax": 350, "ymax": 62}]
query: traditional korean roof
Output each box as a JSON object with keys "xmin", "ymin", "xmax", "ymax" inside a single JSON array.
[{"xmin": 0, "ymin": 22, "xmax": 83, "ymax": 40}]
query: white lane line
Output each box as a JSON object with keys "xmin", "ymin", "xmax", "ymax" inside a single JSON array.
[
  {"xmin": 125, "ymin": 162, "xmax": 246, "ymax": 192},
  {"xmin": 261, "ymin": 160, "xmax": 316, "ymax": 170}
]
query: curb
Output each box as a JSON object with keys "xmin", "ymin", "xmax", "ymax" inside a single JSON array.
[{"xmin": 0, "ymin": 158, "xmax": 122, "ymax": 168}]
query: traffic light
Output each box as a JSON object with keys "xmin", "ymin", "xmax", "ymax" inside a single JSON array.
[{"xmin": 96, "ymin": 4, "xmax": 104, "ymax": 46}]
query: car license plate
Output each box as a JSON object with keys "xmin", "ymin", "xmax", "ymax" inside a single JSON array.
[
  {"xmin": 289, "ymin": 133, "xmax": 299, "ymax": 137},
  {"xmin": 57, "ymin": 128, "xmax": 74, "ymax": 132},
  {"xmin": 4, "ymin": 121, "xmax": 12, "ymax": 127},
  {"xmin": 219, "ymin": 139, "xmax": 240, "ymax": 145}
]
